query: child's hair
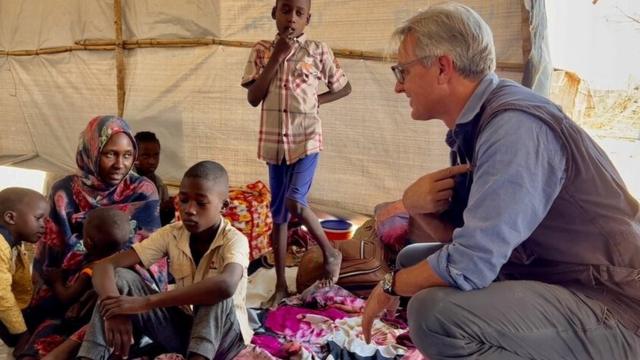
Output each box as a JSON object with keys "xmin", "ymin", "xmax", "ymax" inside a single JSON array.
[
  {"xmin": 275, "ymin": 0, "xmax": 311, "ymax": 6},
  {"xmin": 183, "ymin": 161, "xmax": 229, "ymax": 193},
  {"xmin": 134, "ymin": 131, "xmax": 160, "ymax": 145},
  {"xmin": 84, "ymin": 207, "xmax": 130, "ymax": 255},
  {"xmin": 0, "ymin": 187, "xmax": 46, "ymax": 217}
]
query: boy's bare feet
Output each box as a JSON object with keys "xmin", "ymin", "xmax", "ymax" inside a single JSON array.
[{"xmin": 319, "ymin": 249, "xmax": 342, "ymax": 287}]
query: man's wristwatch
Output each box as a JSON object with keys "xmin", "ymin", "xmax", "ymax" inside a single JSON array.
[{"xmin": 381, "ymin": 270, "xmax": 399, "ymax": 296}]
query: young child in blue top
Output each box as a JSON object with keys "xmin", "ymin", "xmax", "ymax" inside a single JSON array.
[{"xmin": 242, "ymin": 0, "xmax": 352, "ymax": 306}]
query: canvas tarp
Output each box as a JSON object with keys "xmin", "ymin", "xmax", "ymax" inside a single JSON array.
[{"xmin": 0, "ymin": 0, "xmax": 549, "ymax": 214}]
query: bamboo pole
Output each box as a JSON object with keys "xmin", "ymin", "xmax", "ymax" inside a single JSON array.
[
  {"xmin": 114, "ymin": 0, "xmax": 126, "ymax": 117},
  {"xmin": 4, "ymin": 37, "xmax": 526, "ymax": 73},
  {"xmin": 521, "ymin": 2, "xmax": 533, "ymax": 67},
  {"xmin": 77, "ymin": 38, "xmax": 526, "ymax": 72},
  {"xmin": 0, "ymin": 45, "xmax": 115, "ymax": 56}
]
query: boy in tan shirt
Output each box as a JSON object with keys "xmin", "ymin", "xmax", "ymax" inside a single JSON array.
[{"xmin": 77, "ymin": 161, "xmax": 251, "ymax": 360}]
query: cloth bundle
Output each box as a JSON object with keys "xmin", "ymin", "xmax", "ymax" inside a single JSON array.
[{"xmin": 223, "ymin": 181, "xmax": 273, "ymax": 260}]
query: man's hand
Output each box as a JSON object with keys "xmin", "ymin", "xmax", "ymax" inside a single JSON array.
[
  {"xmin": 403, "ymin": 164, "xmax": 471, "ymax": 215},
  {"xmin": 362, "ymin": 283, "xmax": 398, "ymax": 344},
  {"xmin": 104, "ymin": 315, "xmax": 133, "ymax": 359},
  {"xmin": 100, "ymin": 295, "xmax": 151, "ymax": 319}
]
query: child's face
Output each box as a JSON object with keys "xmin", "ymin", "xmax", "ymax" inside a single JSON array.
[
  {"xmin": 135, "ymin": 141, "xmax": 161, "ymax": 176},
  {"xmin": 273, "ymin": 0, "xmax": 311, "ymax": 38},
  {"xmin": 11, "ymin": 196, "xmax": 49, "ymax": 244},
  {"xmin": 178, "ymin": 177, "xmax": 227, "ymax": 234}
]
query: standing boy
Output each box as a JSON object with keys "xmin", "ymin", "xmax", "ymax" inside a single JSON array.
[
  {"xmin": 241, "ymin": 0, "xmax": 352, "ymax": 306},
  {"xmin": 0, "ymin": 187, "xmax": 49, "ymax": 348},
  {"xmin": 134, "ymin": 131, "xmax": 174, "ymax": 225},
  {"xmin": 77, "ymin": 161, "xmax": 251, "ymax": 360}
]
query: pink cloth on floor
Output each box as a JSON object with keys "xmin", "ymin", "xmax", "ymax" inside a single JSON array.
[
  {"xmin": 263, "ymin": 305, "xmax": 349, "ymax": 355},
  {"xmin": 251, "ymin": 334, "xmax": 289, "ymax": 359},
  {"xmin": 288, "ymin": 283, "xmax": 365, "ymax": 313},
  {"xmin": 265, "ymin": 305, "xmax": 347, "ymax": 334},
  {"xmin": 402, "ymin": 349, "xmax": 428, "ymax": 360},
  {"xmin": 233, "ymin": 344, "xmax": 280, "ymax": 360}
]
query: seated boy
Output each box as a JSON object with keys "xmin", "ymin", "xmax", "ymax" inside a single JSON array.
[
  {"xmin": 0, "ymin": 187, "xmax": 49, "ymax": 349},
  {"xmin": 77, "ymin": 161, "xmax": 252, "ymax": 360},
  {"xmin": 134, "ymin": 131, "xmax": 174, "ymax": 225},
  {"xmin": 35, "ymin": 208, "xmax": 130, "ymax": 360},
  {"xmin": 46, "ymin": 207, "xmax": 131, "ymax": 305}
]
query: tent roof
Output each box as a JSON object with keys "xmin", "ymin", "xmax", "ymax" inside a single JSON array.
[{"xmin": 0, "ymin": 0, "xmax": 548, "ymax": 213}]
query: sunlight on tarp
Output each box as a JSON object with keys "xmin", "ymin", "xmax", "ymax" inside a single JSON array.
[
  {"xmin": 547, "ymin": 0, "xmax": 640, "ymax": 90},
  {"xmin": 0, "ymin": 166, "xmax": 46, "ymax": 193}
]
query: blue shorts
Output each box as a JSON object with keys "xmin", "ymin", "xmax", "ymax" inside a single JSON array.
[{"xmin": 268, "ymin": 153, "xmax": 319, "ymax": 224}]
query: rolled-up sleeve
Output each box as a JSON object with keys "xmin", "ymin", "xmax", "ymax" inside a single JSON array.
[
  {"xmin": 221, "ymin": 229, "xmax": 250, "ymax": 270},
  {"xmin": 241, "ymin": 42, "xmax": 269, "ymax": 87},
  {"xmin": 133, "ymin": 228, "xmax": 169, "ymax": 269},
  {"xmin": 320, "ymin": 43, "xmax": 348, "ymax": 93},
  {"xmin": 428, "ymin": 110, "xmax": 566, "ymax": 290}
]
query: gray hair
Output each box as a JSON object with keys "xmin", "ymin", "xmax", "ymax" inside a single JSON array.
[{"xmin": 393, "ymin": 2, "xmax": 496, "ymax": 80}]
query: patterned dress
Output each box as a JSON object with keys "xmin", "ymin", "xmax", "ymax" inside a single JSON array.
[{"xmin": 20, "ymin": 116, "xmax": 168, "ymax": 358}]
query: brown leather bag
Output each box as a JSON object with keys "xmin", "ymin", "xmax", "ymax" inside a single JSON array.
[{"xmin": 296, "ymin": 219, "xmax": 390, "ymax": 297}]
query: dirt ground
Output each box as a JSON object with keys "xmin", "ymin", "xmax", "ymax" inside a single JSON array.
[
  {"xmin": 582, "ymin": 85, "xmax": 640, "ymax": 138},
  {"xmin": 579, "ymin": 86, "xmax": 640, "ymax": 199}
]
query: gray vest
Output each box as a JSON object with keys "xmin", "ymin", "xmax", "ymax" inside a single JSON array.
[{"xmin": 455, "ymin": 80, "xmax": 640, "ymax": 333}]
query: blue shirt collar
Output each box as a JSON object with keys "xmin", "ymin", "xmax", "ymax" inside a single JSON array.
[
  {"xmin": 454, "ymin": 72, "xmax": 499, "ymax": 126},
  {"xmin": 0, "ymin": 224, "xmax": 16, "ymax": 248}
]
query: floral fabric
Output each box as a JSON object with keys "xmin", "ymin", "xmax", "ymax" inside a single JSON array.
[
  {"xmin": 23, "ymin": 116, "xmax": 166, "ymax": 358},
  {"xmin": 251, "ymin": 284, "xmax": 411, "ymax": 359},
  {"xmin": 223, "ymin": 180, "xmax": 273, "ymax": 260},
  {"xmin": 374, "ymin": 201, "xmax": 410, "ymax": 253},
  {"xmin": 33, "ymin": 116, "xmax": 166, "ymax": 304}
]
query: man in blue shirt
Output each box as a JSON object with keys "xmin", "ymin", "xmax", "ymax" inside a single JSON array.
[{"xmin": 362, "ymin": 3, "xmax": 640, "ymax": 359}]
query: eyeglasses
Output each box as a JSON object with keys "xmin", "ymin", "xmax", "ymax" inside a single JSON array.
[{"xmin": 391, "ymin": 56, "xmax": 430, "ymax": 84}]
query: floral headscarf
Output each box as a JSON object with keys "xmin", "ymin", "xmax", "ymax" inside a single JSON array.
[
  {"xmin": 75, "ymin": 115, "xmax": 138, "ymax": 193},
  {"xmin": 30, "ymin": 115, "xmax": 167, "ymax": 326}
]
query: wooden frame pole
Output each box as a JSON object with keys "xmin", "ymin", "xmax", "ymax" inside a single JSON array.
[
  {"xmin": 2, "ymin": 38, "xmax": 525, "ymax": 72},
  {"xmin": 114, "ymin": 0, "xmax": 125, "ymax": 117}
]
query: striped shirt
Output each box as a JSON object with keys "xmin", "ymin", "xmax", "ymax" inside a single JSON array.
[{"xmin": 242, "ymin": 34, "xmax": 349, "ymax": 164}]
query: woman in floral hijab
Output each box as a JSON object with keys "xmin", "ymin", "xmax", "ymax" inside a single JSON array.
[{"xmin": 20, "ymin": 116, "xmax": 168, "ymax": 358}]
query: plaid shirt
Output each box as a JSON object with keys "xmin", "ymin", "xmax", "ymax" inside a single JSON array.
[{"xmin": 242, "ymin": 34, "xmax": 349, "ymax": 164}]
